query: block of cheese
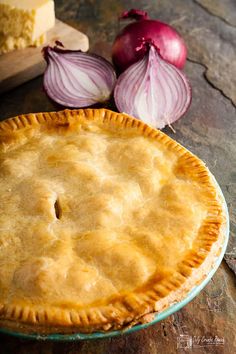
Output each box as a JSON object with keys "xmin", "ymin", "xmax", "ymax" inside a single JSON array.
[
  {"xmin": 0, "ymin": 33, "xmax": 46, "ymax": 54},
  {"xmin": 0, "ymin": 0, "xmax": 55, "ymax": 54}
]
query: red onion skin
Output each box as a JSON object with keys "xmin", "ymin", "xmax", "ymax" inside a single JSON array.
[
  {"xmin": 112, "ymin": 18, "xmax": 187, "ymax": 73},
  {"xmin": 120, "ymin": 9, "xmax": 149, "ymax": 21}
]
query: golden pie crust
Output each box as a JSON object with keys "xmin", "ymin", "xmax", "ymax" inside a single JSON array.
[{"xmin": 0, "ymin": 109, "xmax": 226, "ymax": 334}]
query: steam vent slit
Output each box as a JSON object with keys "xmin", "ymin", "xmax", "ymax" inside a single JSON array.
[{"xmin": 54, "ymin": 198, "xmax": 62, "ymax": 219}]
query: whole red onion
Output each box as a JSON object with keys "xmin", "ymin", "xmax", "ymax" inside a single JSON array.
[{"xmin": 112, "ymin": 9, "xmax": 187, "ymax": 72}]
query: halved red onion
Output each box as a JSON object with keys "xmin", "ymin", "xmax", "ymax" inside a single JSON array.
[
  {"xmin": 43, "ymin": 44, "xmax": 116, "ymax": 108},
  {"xmin": 114, "ymin": 43, "xmax": 191, "ymax": 129}
]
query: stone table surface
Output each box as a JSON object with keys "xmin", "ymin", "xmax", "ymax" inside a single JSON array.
[{"xmin": 0, "ymin": 0, "xmax": 235, "ymax": 353}]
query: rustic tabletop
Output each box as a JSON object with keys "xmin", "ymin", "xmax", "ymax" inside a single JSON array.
[{"xmin": 0, "ymin": 0, "xmax": 235, "ymax": 353}]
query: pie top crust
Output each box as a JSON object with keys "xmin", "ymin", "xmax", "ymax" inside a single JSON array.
[{"xmin": 0, "ymin": 109, "xmax": 225, "ymax": 333}]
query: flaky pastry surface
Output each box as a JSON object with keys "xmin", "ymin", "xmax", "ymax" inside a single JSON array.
[{"xmin": 0, "ymin": 109, "xmax": 225, "ymax": 333}]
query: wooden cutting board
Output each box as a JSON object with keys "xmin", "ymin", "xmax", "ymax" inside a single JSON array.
[{"xmin": 0, "ymin": 19, "xmax": 89, "ymax": 94}]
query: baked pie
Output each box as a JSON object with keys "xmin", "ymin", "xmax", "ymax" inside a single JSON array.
[{"xmin": 0, "ymin": 109, "xmax": 226, "ymax": 334}]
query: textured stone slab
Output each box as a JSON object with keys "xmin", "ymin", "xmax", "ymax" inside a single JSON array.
[{"xmin": 195, "ymin": 0, "xmax": 236, "ymax": 26}]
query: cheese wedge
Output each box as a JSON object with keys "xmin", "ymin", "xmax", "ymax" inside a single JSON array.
[{"xmin": 0, "ymin": 0, "xmax": 55, "ymax": 54}]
